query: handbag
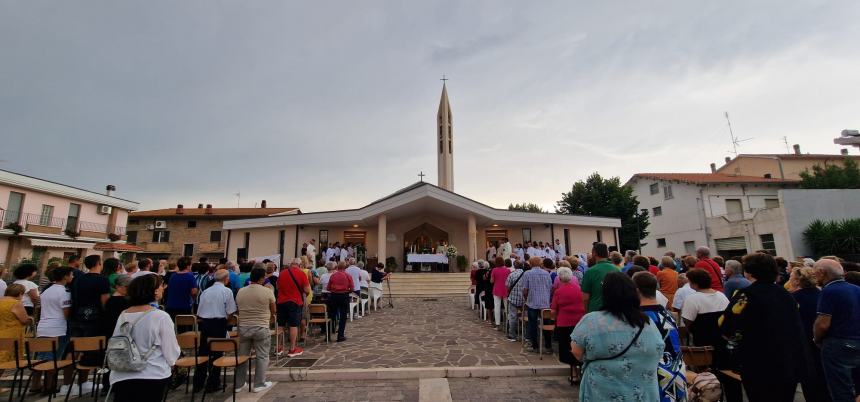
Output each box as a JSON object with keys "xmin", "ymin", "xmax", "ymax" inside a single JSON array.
[{"xmin": 582, "ymin": 324, "xmax": 645, "ymax": 371}]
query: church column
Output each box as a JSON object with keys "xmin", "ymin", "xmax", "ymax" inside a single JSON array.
[
  {"xmin": 467, "ymin": 214, "xmax": 477, "ymax": 264},
  {"xmin": 378, "ymin": 214, "xmax": 387, "ymax": 267}
]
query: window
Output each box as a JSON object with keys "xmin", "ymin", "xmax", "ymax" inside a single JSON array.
[
  {"xmin": 684, "ymin": 241, "xmax": 696, "ymax": 255},
  {"xmin": 319, "ymin": 230, "xmax": 329, "ymax": 246},
  {"xmin": 522, "ymin": 228, "xmax": 532, "ymax": 243},
  {"xmin": 183, "ymin": 244, "xmax": 194, "ymax": 257},
  {"xmin": 128, "ymin": 219, "xmax": 140, "ymax": 225},
  {"xmin": 39, "ymin": 205, "xmax": 54, "ymax": 226},
  {"xmin": 187, "ymin": 220, "xmax": 197, "ymax": 228},
  {"xmin": 764, "ymin": 199, "xmax": 779, "ymax": 209},
  {"xmin": 5, "ymin": 192, "xmax": 24, "ymax": 224},
  {"xmin": 725, "ymin": 199, "xmax": 743, "ymax": 216},
  {"xmin": 210, "ymin": 230, "xmax": 222, "ymax": 242},
  {"xmin": 66, "ymin": 203, "xmax": 80, "ymax": 231},
  {"xmin": 760, "ymin": 234, "xmax": 776, "ymax": 254},
  {"xmin": 127, "ymin": 230, "xmax": 138, "ymax": 244},
  {"xmin": 152, "ymin": 231, "xmax": 170, "ymax": 243},
  {"xmin": 649, "ymin": 183, "xmax": 659, "ymax": 195},
  {"xmin": 657, "ymin": 238, "xmax": 667, "ymax": 248},
  {"xmin": 596, "ymin": 230, "xmax": 603, "ymax": 242},
  {"xmin": 652, "ymin": 206, "xmax": 663, "ymax": 217}
]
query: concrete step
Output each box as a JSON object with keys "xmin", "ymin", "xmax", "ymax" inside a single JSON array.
[{"xmin": 383, "ymin": 273, "xmax": 472, "ymax": 297}]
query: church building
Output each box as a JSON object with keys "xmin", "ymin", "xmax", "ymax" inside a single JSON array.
[{"xmin": 222, "ymin": 84, "xmax": 621, "ymax": 271}]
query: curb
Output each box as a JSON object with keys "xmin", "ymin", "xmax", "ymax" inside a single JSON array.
[{"xmin": 266, "ymin": 364, "xmax": 568, "ymax": 381}]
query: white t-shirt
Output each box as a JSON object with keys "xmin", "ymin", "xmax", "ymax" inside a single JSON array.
[
  {"xmin": 131, "ymin": 270, "xmax": 156, "ymax": 279},
  {"xmin": 36, "ymin": 284, "xmax": 71, "ymax": 337},
  {"xmin": 110, "ymin": 309, "xmax": 180, "ymax": 384},
  {"xmin": 320, "ymin": 272, "xmax": 332, "ymax": 293},
  {"xmin": 14, "ymin": 280, "xmax": 38, "ymax": 308},
  {"xmin": 681, "ymin": 291, "xmax": 729, "ymax": 322},
  {"xmin": 306, "ymin": 244, "xmax": 316, "ymax": 259},
  {"xmin": 359, "ymin": 270, "xmax": 370, "ymax": 288},
  {"xmin": 339, "ymin": 249, "xmax": 349, "ymax": 261},
  {"xmin": 672, "ymin": 284, "xmax": 695, "ymax": 311},
  {"xmin": 656, "ymin": 290, "xmax": 669, "ymax": 308},
  {"xmin": 0, "ymin": 280, "xmax": 7, "ymax": 297}
]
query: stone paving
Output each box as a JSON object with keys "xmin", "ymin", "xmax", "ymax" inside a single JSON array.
[
  {"xmin": 296, "ymin": 297, "xmax": 549, "ymax": 369},
  {"xmin": 449, "ymin": 376, "xmax": 576, "ymax": 402},
  {"xmin": 259, "ymin": 380, "xmax": 419, "ymax": 402}
]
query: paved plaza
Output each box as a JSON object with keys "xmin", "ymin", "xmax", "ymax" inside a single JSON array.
[{"xmin": 296, "ymin": 296, "xmax": 549, "ymax": 370}]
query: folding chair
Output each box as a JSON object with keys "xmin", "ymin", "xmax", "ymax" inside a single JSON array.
[
  {"xmin": 308, "ymin": 304, "xmax": 331, "ymax": 344},
  {"xmin": 174, "ymin": 315, "xmax": 198, "ymax": 336},
  {"xmin": 174, "ymin": 332, "xmax": 209, "ymax": 402},
  {"xmin": 64, "ymin": 336, "xmax": 106, "ymax": 402},
  {"xmin": 202, "ymin": 338, "xmax": 251, "ymax": 402},
  {"xmin": 538, "ymin": 309, "xmax": 555, "ymax": 359},
  {"xmin": 21, "ymin": 337, "xmax": 75, "ymax": 402},
  {"xmin": 226, "ymin": 316, "xmax": 239, "ymax": 339},
  {"xmin": 0, "ymin": 339, "xmax": 27, "ymax": 402}
]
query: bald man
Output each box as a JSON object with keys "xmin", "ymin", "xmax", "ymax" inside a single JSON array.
[
  {"xmin": 813, "ymin": 258, "xmax": 860, "ymax": 402},
  {"xmin": 194, "ymin": 269, "xmax": 237, "ymax": 392}
]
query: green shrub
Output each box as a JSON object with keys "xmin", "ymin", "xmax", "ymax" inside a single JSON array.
[
  {"xmin": 385, "ymin": 256, "xmax": 398, "ymax": 270},
  {"xmin": 456, "ymin": 255, "xmax": 468, "ymax": 271},
  {"xmin": 803, "ymin": 218, "xmax": 860, "ymax": 257}
]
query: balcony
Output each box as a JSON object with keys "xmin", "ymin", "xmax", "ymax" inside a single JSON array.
[
  {"xmin": 0, "ymin": 212, "xmax": 125, "ymax": 239},
  {"xmin": 198, "ymin": 241, "xmax": 225, "ymax": 253},
  {"xmin": 23, "ymin": 213, "xmax": 65, "ymax": 235}
]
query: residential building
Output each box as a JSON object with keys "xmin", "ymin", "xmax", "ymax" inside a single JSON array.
[
  {"xmin": 716, "ymin": 144, "xmax": 859, "ymax": 180},
  {"xmin": 127, "ymin": 203, "xmax": 298, "ymax": 261},
  {"xmin": 0, "ymin": 169, "xmax": 139, "ymax": 271}
]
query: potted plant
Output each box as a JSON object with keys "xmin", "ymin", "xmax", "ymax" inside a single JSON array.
[
  {"xmin": 64, "ymin": 228, "xmax": 80, "ymax": 238},
  {"xmin": 457, "ymin": 255, "xmax": 468, "ymax": 272},
  {"xmin": 4, "ymin": 222, "xmax": 23, "ymax": 235},
  {"xmin": 385, "ymin": 256, "xmax": 398, "ymax": 271},
  {"xmin": 108, "ymin": 233, "xmax": 122, "ymax": 242}
]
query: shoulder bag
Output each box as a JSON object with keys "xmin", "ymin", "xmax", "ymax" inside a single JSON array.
[{"xmin": 582, "ymin": 323, "xmax": 645, "ymax": 371}]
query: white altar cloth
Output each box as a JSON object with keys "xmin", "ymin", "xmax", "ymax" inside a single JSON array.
[{"xmin": 407, "ymin": 254, "xmax": 449, "ymax": 264}]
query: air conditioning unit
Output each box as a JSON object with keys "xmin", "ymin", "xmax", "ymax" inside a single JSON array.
[
  {"xmin": 146, "ymin": 224, "xmax": 155, "ymax": 230},
  {"xmin": 154, "ymin": 221, "xmax": 168, "ymax": 229},
  {"xmin": 97, "ymin": 205, "xmax": 112, "ymax": 215}
]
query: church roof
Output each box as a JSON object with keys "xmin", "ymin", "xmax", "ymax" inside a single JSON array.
[{"xmin": 223, "ymin": 181, "xmax": 621, "ymax": 230}]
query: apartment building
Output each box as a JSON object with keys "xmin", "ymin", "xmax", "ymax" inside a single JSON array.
[{"xmin": 0, "ymin": 169, "xmax": 139, "ymax": 269}]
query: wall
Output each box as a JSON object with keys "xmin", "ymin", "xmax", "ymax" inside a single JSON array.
[
  {"xmin": 632, "ymin": 179, "xmax": 708, "ymax": 256},
  {"xmin": 129, "ymin": 216, "xmax": 227, "ymax": 260},
  {"xmin": 702, "ymin": 185, "xmax": 782, "ymax": 218},
  {"xmin": 781, "ymin": 189, "xmax": 860, "ymax": 258},
  {"xmin": 706, "ymin": 207, "xmax": 791, "ymax": 257},
  {"xmin": 0, "ymin": 183, "xmax": 117, "ymax": 230}
]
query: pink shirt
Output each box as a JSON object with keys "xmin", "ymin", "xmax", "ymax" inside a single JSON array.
[
  {"xmin": 550, "ymin": 282, "xmax": 586, "ymax": 327},
  {"xmin": 491, "ymin": 267, "xmax": 511, "ymax": 297}
]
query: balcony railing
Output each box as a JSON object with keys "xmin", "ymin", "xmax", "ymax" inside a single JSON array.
[
  {"xmin": 23, "ymin": 213, "xmax": 66, "ymax": 228},
  {"xmin": 1, "ymin": 210, "xmax": 22, "ymax": 226},
  {"xmin": 0, "ymin": 212, "xmax": 125, "ymax": 237}
]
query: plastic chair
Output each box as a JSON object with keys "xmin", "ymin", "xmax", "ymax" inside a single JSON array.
[
  {"xmin": 21, "ymin": 337, "xmax": 75, "ymax": 402},
  {"xmin": 202, "ymin": 338, "xmax": 251, "ymax": 402},
  {"xmin": 371, "ymin": 288, "xmax": 383, "ymax": 311},
  {"xmin": 538, "ymin": 309, "xmax": 555, "ymax": 359},
  {"xmin": 348, "ymin": 295, "xmax": 359, "ymax": 321},
  {"xmin": 0, "ymin": 338, "xmax": 26, "ymax": 402},
  {"xmin": 64, "ymin": 336, "xmax": 106, "ymax": 402},
  {"xmin": 308, "ymin": 304, "xmax": 331, "ymax": 344},
  {"xmin": 468, "ymin": 287, "xmax": 476, "ymax": 310},
  {"xmin": 174, "ymin": 332, "xmax": 209, "ymax": 402}
]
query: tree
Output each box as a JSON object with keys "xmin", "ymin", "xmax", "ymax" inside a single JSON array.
[
  {"xmin": 556, "ymin": 173, "xmax": 649, "ymax": 252},
  {"xmin": 508, "ymin": 203, "xmax": 546, "ymax": 213},
  {"xmin": 799, "ymin": 158, "xmax": 860, "ymax": 189}
]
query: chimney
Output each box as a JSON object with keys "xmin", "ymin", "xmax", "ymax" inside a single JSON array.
[
  {"xmin": 841, "ymin": 149, "xmax": 849, "ymax": 156},
  {"xmin": 793, "ymin": 144, "xmax": 801, "ymax": 155},
  {"xmin": 261, "ymin": 200, "xmax": 267, "ymax": 208},
  {"xmin": 198, "ymin": 203, "xmax": 204, "ymax": 209},
  {"xmin": 176, "ymin": 204, "xmax": 184, "ymax": 214},
  {"xmin": 724, "ymin": 156, "xmax": 731, "ymax": 163},
  {"xmin": 205, "ymin": 204, "xmax": 213, "ymax": 215},
  {"xmin": 710, "ymin": 163, "xmax": 716, "ymax": 173},
  {"xmin": 105, "ymin": 184, "xmax": 116, "ymax": 196}
]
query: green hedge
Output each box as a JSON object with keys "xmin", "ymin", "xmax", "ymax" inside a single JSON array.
[{"xmin": 803, "ymin": 218, "xmax": 860, "ymax": 257}]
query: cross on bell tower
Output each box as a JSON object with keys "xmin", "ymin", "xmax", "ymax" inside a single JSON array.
[{"xmin": 437, "ymin": 77, "xmax": 454, "ymax": 191}]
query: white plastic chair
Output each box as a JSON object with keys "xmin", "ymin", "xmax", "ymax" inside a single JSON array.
[
  {"xmin": 469, "ymin": 287, "xmax": 476, "ymax": 310},
  {"xmin": 349, "ymin": 294, "xmax": 359, "ymax": 321},
  {"xmin": 371, "ymin": 288, "xmax": 383, "ymax": 311}
]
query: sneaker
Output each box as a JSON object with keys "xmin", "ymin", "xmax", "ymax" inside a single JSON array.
[
  {"xmin": 235, "ymin": 383, "xmax": 246, "ymax": 393},
  {"xmin": 506, "ymin": 337, "xmax": 518, "ymax": 342},
  {"xmin": 276, "ymin": 345, "xmax": 285, "ymax": 356},
  {"xmin": 287, "ymin": 347, "xmax": 304, "ymax": 358},
  {"xmin": 336, "ymin": 336, "xmax": 347, "ymax": 342},
  {"xmin": 253, "ymin": 382, "xmax": 274, "ymax": 393}
]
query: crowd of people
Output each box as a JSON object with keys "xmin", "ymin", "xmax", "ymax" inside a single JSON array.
[
  {"xmin": 0, "ymin": 245, "xmax": 390, "ymax": 401},
  {"xmin": 471, "ymin": 242, "xmax": 860, "ymax": 402}
]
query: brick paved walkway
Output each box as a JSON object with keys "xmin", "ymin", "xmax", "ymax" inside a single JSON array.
[
  {"xmin": 449, "ymin": 376, "xmax": 576, "ymax": 402},
  {"xmin": 259, "ymin": 380, "xmax": 418, "ymax": 402},
  {"xmin": 295, "ymin": 297, "xmax": 548, "ymax": 369}
]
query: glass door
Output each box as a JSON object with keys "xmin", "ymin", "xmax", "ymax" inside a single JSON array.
[{"xmin": 5, "ymin": 192, "xmax": 24, "ymax": 224}]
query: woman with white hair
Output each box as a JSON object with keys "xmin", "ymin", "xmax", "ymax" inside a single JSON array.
[{"xmin": 551, "ymin": 267, "xmax": 586, "ymax": 385}]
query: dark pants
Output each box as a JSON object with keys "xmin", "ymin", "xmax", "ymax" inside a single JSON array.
[
  {"xmin": 821, "ymin": 337, "xmax": 860, "ymax": 402},
  {"xmin": 526, "ymin": 308, "xmax": 551, "ymax": 349},
  {"xmin": 743, "ymin": 380, "xmax": 798, "ymax": 402},
  {"xmin": 802, "ymin": 341, "xmax": 832, "ymax": 402},
  {"xmin": 327, "ymin": 293, "xmax": 350, "ymax": 339},
  {"xmin": 193, "ymin": 318, "xmax": 227, "ymax": 391},
  {"xmin": 112, "ymin": 378, "xmax": 170, "ymax": 402}
]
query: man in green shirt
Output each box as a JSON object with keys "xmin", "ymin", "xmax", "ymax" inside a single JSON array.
[{"xmin": 581, "ymin": 242, "xmax": 619, "ymax": 312}]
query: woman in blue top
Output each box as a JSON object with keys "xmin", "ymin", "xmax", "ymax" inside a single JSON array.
[{"xmin": 571, "ymin": 272, "xmax": 664, "ymax": 401}]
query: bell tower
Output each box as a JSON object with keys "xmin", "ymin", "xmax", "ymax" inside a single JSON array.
[{"xmin": 437, "ymin": 80, "xmax": 454, "ymax": 191}]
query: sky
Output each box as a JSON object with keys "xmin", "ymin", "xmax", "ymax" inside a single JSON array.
[{"xmin": 2, "ymin": 1, "xmax": 859, "ymax": 212}]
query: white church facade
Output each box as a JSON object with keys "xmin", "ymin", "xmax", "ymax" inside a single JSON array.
[{"xmin": 222, "ymin": 84, "xmax": 621, "ymax": 271}]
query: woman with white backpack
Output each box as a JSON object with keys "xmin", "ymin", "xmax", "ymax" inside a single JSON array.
[{"xmin": 107, "ymin": 274, "xmax": 179, "ymax": 401}]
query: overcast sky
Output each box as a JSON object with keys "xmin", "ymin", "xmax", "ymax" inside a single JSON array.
[{"xmin": 2, "ymin": 1, "xmax": 859, "ymax": 212}]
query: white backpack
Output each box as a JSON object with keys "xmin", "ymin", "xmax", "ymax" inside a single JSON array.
[{"xmin": 106, "ymin": 309, "xmax": 156, "ymax": 372}]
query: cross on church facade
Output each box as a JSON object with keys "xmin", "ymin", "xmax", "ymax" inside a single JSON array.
[{"xmin": 418, "ymin": 171, "xmax": 426, "ymax": 182}]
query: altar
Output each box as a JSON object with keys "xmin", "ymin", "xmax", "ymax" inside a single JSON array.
[{"xmin": 405, "ymin": 253, "xmax": 449, "ymax": 272}]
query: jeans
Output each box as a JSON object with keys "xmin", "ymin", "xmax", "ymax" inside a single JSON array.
[
  {"xmin": 821, "ymin": 337, "xmax": 860, "ymax": 402},
  {"xmin": 507, "ymin": 303, "xmax": 520, "ymax": 339},
  {"xmin": 235, "ymin": 326, "xmax": 270, "ymax": 388},
  {"xmin": 493, "ymin": 296, "xmax": 505, "ymax": 326},
  {"xmin": 327, "ymin": 293, "xmax": 350, "ymax": 339},
  {"xmin": 194, "ymin": 318, "xmax": 227, "ymax": 390}
]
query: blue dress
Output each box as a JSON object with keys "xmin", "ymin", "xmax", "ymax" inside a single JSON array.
[{"xmin": 571, "ymin": 311, "xmax": 665, "ymax": 401}]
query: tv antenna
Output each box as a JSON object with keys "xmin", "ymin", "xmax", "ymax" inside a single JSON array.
[
  {"xmin": 782, "ymin": 136, "xmax": 791, "ymax": 154},
  {"xmin": 235, "ymin": 191, "xmax": 241, "ymax": 208},
  {"xmin": 725, "ymin": 112, "xmax": 752, "ymax": 156}
]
